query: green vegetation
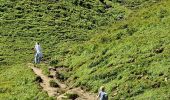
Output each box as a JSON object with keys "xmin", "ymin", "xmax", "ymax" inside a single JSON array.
[
  {"xmin": 0, "ymin": 34, "xmax": 53, "ymax": 99},
  {"xmin": 0, "ymin": 64, "xmax": 53, "ymax": 99},
  {"xmin": 0, "ymin": 0, "xmax": 170, "ymax": 99},
  {"xmin": 64, "ymin": 92, "xmax": 79, "ymax": 100},
  {"xmin": 49, "ymin": 80, "xmax": 59, "ymax": 88}
]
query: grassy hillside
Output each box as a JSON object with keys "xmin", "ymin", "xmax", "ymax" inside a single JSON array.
[
  {"xmin": 0, "ymin": 36, "xmax": 53, "ymax": 99},
  {"xmin": 0, "ymin": 0, "xmax": 170, "ymax": 99}
]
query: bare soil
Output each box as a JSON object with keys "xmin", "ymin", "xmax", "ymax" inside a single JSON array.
[{"xmin": 28, "ymin": 63, "xmax": 97, "ymax": 100}]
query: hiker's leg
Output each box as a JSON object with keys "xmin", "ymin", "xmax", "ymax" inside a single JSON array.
[
  {"xmin": 37, "ymin": 53, "xmax": 40, "ymax": 64},
  {"xmin": 35, "ymin": 53, "xmax": 38, "ymax": 64},
  {"xmin": 38, "ymin": 53, "xmax": 42, "ymax": 63},
  {"xmin": 34, "ymin": 53, "xmax": 37, "ymax": 64},
  {"xmin": 39, "ymin": 57, "xmax": 41, "ymax": 63}
]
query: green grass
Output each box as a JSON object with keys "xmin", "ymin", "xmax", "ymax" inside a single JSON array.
[
  {"xmin": 0, "ymin": 64, "xmax": 53, "ymax": 100},
  {"xmin": 0, "ymin": 0, "xmax": 170, "ymax": 99}
]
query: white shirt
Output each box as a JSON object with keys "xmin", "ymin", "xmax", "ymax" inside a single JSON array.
[{"xmin": 35, "ymin": 44, "xmax": 41, "ymax": 53}]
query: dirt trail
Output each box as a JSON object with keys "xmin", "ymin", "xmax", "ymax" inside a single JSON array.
[{"xmin": 28, "ymin": 63, "xmax": 97, "ymax": 100}]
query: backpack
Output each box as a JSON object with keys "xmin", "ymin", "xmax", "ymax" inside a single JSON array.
[{"xmin": 103, "ymin": 93, "xmax": 108, "ymax": 100}]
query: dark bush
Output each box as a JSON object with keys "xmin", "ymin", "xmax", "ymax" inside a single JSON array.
[
  {"xmin": 127, "ymin": 28, "xmax": 137, "ymax": 36},
  {"xmin": 55, "ymin": 72, "xmax": 68, "ymax": 81},
  {"xmin": 0, "ymin": 88, "xmax": 7, "ymax": 93},
  {"xmin": 50, "ymin": 59, "xmax": 59, "ymax": 66},
  {"xmin": 152, "ymin": 82, "xmax": 161, "ymax": 88},
  {"xmin": 65, "ymin": 93, "xmax": 79, "ymax": 100},
  {"xmin": 0, "ymin": 8, "xmax": 6, "ymax": 12},
  {"xmin": 15, "ymin": 14, "xmax": 23, "ymax": 18},
  {"xmin": 48, "ymin": 75, "xmax": 54, "ymax": 78},
  {"xmin": 34, "ymin": 76, "xmax": 43, "ymax": 83},
  {"xmin": 16, "ymin": 6, "xmax": 23, "ymax": 10},
  {"xmin": 49, "ymin": 80, "xmax": 59, "ymax": 87},
  {"xmin": 116, "ymin": 32, "xmax": 124, "ymax": 40},
  {"xmin": 159, "ymin": 9, "xmax": 168, "ymax": 18}
]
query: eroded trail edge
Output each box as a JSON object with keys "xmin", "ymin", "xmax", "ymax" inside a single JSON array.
[{"xmin": 28, "ymin": 63, "xmax": 97, "ymax": 100}]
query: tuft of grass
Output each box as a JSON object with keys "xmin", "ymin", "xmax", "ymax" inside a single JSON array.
[
  {"xmin": 1, "ymin": 0, "xmax": 170, "ymax": 99},
  {"xmin": 65, "ymin": 92, "xmax": 79, "ymax": 100},
  {"xmin": 49, "ymin": 80, "xmax": 59, "ymax": 88}
]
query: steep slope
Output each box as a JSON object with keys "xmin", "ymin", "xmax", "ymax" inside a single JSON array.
[
  {"xmin": 0, "ymin": 0, "xmax": 170, "ymax": 99},
  {"xmin": 0, "ymin": 0, "xmax": 129, "ymax": 99},
  {"xmin": 64, "ymin": 1, "xmax": 170, "ymax": 99}
]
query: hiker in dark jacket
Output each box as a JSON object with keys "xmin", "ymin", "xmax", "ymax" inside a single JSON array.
[{"xmin": 97, "ymin": 86, "xmax": 108, "ymax": 100}]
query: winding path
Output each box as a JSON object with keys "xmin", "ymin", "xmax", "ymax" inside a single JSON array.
[{"xmin": 28, "ymin": 63, "xmax": 97, "ymax": 100}]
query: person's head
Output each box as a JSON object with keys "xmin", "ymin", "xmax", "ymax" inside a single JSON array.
[
  {"xmin": 36, "ymin": 42, "xmax": 39, "ymax": 45},
  {"xmin": 100, "ymin": 86, "xmax": 105, "ymax": 92}
]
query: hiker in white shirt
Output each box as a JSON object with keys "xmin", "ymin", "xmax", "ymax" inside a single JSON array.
[
  {"xmin": 34, "ymin": 42, "xmax": 42, "ymax": 64},
  {"xmin": 97, "ymin": 86, "xmax": 108, "ymax": 100}
]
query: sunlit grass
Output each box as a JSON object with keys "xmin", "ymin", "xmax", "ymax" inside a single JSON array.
[{"xmin": 0, "ymin": 0, "xmax": 170, "ymax": 99}]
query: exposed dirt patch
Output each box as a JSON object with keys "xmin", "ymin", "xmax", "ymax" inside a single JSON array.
[{"xmin": 28, "ymin": 63, "xmax": 97, "ymax": 100}]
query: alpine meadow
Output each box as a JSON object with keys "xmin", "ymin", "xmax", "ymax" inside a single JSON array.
[{"xmin": 0, "ymin": 0, "xmax": 170, "ymax": 100}]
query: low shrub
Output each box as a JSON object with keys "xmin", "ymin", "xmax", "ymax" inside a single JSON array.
[
  {"xmin": 65, "ymin": 92, "xmax": 79, "ymax": 100},
  {"xmin": 49, "ymin": 80, "xmax": 59, "ymax": 88}
]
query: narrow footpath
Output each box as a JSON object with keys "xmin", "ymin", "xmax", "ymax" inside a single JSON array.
[{"xmin": 28, "ymin": 63, "xmax": 97, "ymax": 100}]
